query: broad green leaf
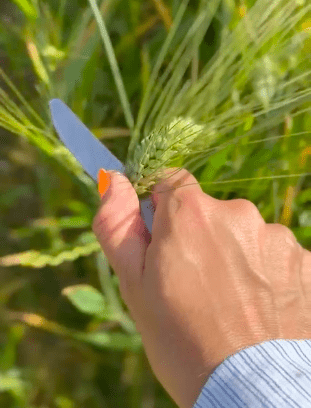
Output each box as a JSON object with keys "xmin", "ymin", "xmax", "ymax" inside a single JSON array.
[{"xmin": 62, "ymin": 284, "xmax": 107, "ymax": 318}]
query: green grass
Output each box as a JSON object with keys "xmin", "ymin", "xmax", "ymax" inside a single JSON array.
[{"xmin": 0, "ymin": 0, "xmax": 310, "ymax": 407}]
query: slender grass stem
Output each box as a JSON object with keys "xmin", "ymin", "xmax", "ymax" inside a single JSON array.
[
  {"xmin": 129, "ymin": 0, "xmax": 190, "ymax": 156},
  {"xmin": 87, "ymin": 0, "xmax": 134, "ymax": 132},
  {"xmin": 0, "ymin": 67, "xmax": 46, "ymax": 128}
]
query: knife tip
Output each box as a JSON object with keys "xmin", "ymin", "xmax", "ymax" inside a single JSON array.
[{"xmin": 49, "ymin": 98, "xmax": 63, "ymax": 110}]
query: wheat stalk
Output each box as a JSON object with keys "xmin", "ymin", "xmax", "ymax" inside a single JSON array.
[{"xmin": 122, "ymin": 0, "xmax": 311, "ymax": 198}]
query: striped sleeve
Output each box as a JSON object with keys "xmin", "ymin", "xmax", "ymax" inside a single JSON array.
[{"xmin": 193, "ymin": 339, "xmax": 311, "ymax": 408}]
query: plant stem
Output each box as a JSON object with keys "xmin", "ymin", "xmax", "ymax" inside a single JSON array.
[{"xmin": 87, "ymin": 0, "xmax": 134, "ymax": 132}]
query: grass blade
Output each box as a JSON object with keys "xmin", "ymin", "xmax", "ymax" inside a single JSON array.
[{"xmin": 87, "ymin": 0, "xmax": 134, "ymax": 131}]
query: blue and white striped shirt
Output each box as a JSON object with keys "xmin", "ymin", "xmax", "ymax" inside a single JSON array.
[{"xmin": 193, "ymin": 339, "xmax": 311, "ymax": 407}]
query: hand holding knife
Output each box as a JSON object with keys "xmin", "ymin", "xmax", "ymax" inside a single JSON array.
[{"xmin": 49, "ymin": 99, "xmax": 155, "ymax": 234}]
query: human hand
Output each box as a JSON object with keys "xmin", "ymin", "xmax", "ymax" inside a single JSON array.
[{"xmin": 93, "ymin": 167, "xmax": 311, "ymax": 408}]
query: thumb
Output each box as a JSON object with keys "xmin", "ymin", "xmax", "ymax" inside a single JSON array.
[{"xmin": 92, "ymin": 170, "xmax": 151, "ymax": 283}]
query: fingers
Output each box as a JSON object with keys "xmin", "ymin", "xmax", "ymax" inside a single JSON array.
[
  {"xmin": 151, "ymin": 167, "xmax": 203, "ymax": 205},
  {"xmin": 150, "ymin": 167, "xmax": 211, "ymax": 238},
  {"xmin": 92, "ymin": 171, "xmax": 151, "ymax": 289}
]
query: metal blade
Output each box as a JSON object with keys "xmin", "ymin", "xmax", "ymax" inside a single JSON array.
[
  {"xmin": 49, "ymin": 99, "xmax": 125, "ymax": 181},
  {"xmin": 49, "ymin": 98, "xmax": 155, "ymax": 234}
]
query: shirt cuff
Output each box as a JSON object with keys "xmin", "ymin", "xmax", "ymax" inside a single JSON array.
[{"xmin": 193, "ymin": 339, "xmax": 311, "ymax": 408}]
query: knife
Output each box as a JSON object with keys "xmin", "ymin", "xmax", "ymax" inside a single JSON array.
[{"xmin": 49, "ymin": 99, "xmax": 154, "ymax": 234}]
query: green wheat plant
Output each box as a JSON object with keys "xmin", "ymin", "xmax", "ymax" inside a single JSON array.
[
  {"xmin": 1, "ymin": 0, "xmax": 311, "ymax": 262},
  {"xmin": 0, "ymin": 1, "xmax": 311, "ymax": 406},
  {"xmin": 90, "ymin": 0, "xmax": 311, "ymax": 205}
]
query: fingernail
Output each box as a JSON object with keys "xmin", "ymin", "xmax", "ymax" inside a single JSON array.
[
  {"xmin": 97, "ymin": 169, "xmax": 111, "ymax": 198},
  {"xmin": 109, "ymin": 170, "xmax": 124, "ymax": 176}
]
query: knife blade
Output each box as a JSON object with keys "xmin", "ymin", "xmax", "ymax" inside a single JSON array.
[{"xmin": 49, "ymin": 99, "xmax": 154, "ymax": 233}]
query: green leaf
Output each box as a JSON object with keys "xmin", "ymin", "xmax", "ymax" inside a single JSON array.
[
  {"xmin": 292, "ymin": 227, "xmax": 311, "ymax": 248},
  {"xmin": 11, "ymin": 0, "xmax": 38, "ymax": 19},
  {"xmin": 0, "ymin": 369, "xmax": 27, "ymax": 400},
  {"xmin": 87, "ymin": 0, "xmax": 134, "ymax": 130},
  {"xmin": 62, "ymin": 284, "xmax": 107, "ymax": 318},
  {"xmin": 0, "ymin": 185, "xmax": 31, "ymax": 208},
  {"xmin": 299, "ymin": 211, "xmax": 311, "ymax": 227},
  {"xmin": 297, "ymin": 189, "xmax": 311, "ymax": 204},
  {"xmin": 0, "ymin": 238, "xmax": 101, "ymax": 268},
  {"xmin": 0, "ymin": 325, "xmax": 25, "ymax": 372},
  {"xmin": 74, "ymin": 331, "xmax": 142, "ymax": 351}
]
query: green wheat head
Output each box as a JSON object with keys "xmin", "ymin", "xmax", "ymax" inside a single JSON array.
[
  {"xmin": 125, "ymin": 117, "xmax": 206, "ymax": 195},
  {"xmin": 108, "ymin": 0, "xmax": 310, "ymax": 198}
]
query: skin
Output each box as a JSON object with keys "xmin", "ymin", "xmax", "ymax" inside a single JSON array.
[{"xmin": 92, "ymin": 167, "xmax": 311, "ymax": 408}]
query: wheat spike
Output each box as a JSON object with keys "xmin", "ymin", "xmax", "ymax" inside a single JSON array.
[{"xmin": 125, "ymin": 117, "xmax": 215, "ymax": 196}]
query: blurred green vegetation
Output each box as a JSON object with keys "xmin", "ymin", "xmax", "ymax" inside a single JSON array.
[{"xmin": 0, "ymin": 0, "xmax": 310, "ymax": 407}]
